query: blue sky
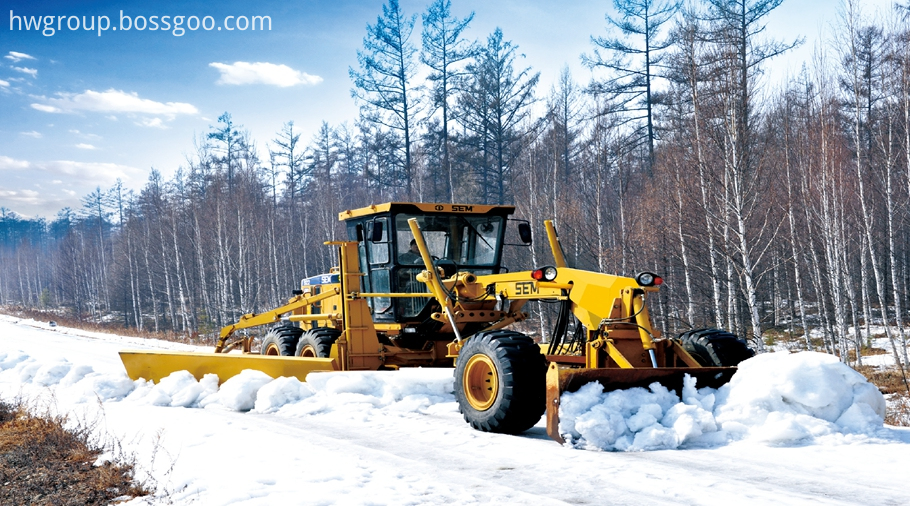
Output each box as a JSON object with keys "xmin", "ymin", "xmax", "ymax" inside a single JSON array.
[{"xmin": 0, "ymin": 0, "xmax": 900, "ymax": 218}]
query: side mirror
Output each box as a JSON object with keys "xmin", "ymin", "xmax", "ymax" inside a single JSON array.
[
  {"xmin": 518, "ymin": 223, "xmax": 532, "ymax": 244},
  {"xmin": 370, "ymin": 221, "xmax": 384, "ymax": 243}
]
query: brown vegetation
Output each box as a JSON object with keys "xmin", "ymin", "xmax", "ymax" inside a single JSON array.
[
  {"xmin": 0, "ymin": 400, "xmax": 148, "ymax": 505},
  {"xmin": 855, "ymin": 365, "xmax": 910, "ymax": 427},
  {"xmin": 884, "ymin": 392, "xmax": 910, "ymax": 426}
]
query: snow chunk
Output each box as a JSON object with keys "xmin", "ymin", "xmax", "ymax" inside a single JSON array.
[
  {"xmin": 716, "ymin": 351, "xmax": 886, "ymax": 436},
  {"xmin": 0, "ymin": 350, "xmax": 31, "ymax": 371},
  {"xmin": 254, "ymin": 376, "xmax": 314, "ymax": 413},
  {"xmin": 279, "ymin": 368, "xmax": 456, "ymax": 418},
  {"xmin": 60, "ymin": 364, "xmax": 94, "ymax": 386},
  {"xmin": 560, "ymin": 352, "xmax": 887, "ymax": 451},
  {"xmin": 201, "ymin": 369, "xmax": 273, "ymax": 411},
  {"xmin": 32, "ymin": 359, "xmax": 72, "ymax": 386},
  {"xmin": 134, "ymin": 371, "xmax": 217, "ymax": 408},
  {"xmin": 76, "ymin": 372, "xmax": 137, "ymax": 401}
]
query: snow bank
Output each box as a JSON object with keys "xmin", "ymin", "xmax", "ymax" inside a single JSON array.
[
  {"xmin": 1, "ymin": 348, "xmax": 455, "ymax": 417},
  {"xmin": 559, "ymin": 351, "xmax": 888, "ymax": 451},
  {"xmin": 276, "ymin": 368, "xmax": 456, "ymax": 419},
  {"xmin": 0, "ymin": 346, "xmax": 892, "ymax": 453}
]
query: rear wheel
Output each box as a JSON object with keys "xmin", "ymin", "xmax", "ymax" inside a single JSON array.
[
  {"xmin": 296, "ymin": 327, "xmax": 341, "ymax": 358},
  {"xmin": 677, "ymin": 328, "xmax": 754, "ymax": 367},
  {"xmin": 454, "ymin": 330, "xmax": 546, "ymax": 434},
  {"xmin": 260, "ymin": 325, "xmax": 303, "ymax": 356}
]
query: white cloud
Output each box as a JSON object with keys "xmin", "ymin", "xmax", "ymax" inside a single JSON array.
[
  {"xmin": 137, "ymin": 117, "xmax": 167, "ymax": 129},
  {"xmin": 0, "ymin": 156, "xmax": 142, "ymax": 185},
  {"xmin": 20, "ymin": 131, "xmax": 42, "ymax": 138},
  {"xmin": 0, "ymin": 155, "xmax": 143, "ymax": 217},
  {"xmin": 13, "ymin": 66, "xmax": 37, "ymax": 77},
  {"xmin": 5, "ymin": 51, "xmax": 36, "ymax": 63},
  {"xmin": 75, "ymin": 143, "xmax": 97, "ymax": 150},
  {"xmin": 69, "ymin": 129, "xmax": 102, "ymax": 140},
  {"xmin": 209, "ymin": 61, "xmax": 322, "ymax": 87},
  {"xmin": 0, "ymin": 156, "xmax": 31, "ymax": 170},
  {"xmin": 0, "ymin": 79, "xmax": 9, "ymax": 87},
  {"xmin": 31, "ymin": 89, "xmax": 198, "ymax": 116},
  {"xmin": 42, "ymin": 160, "xmax": 143, "ymax": 183},
  {"xmin": 0, "ymin": 189, "xmax": 41, "ymax": 204}
]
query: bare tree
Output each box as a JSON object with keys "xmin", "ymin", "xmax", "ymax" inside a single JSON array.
[
  {"xmin": 584, "ymin": 0, "xmax": 681, "ymax": 173},
  {"xmin": 350, "ymin": 0, "xmax": 420, "ymax": 196},
  {"xmin": 421, "ymin": 0, "xmax": 475, "ymax": 201},
  {"xmin": 458, "ymin": 28, "xmax": 539, "ymax": 204}
]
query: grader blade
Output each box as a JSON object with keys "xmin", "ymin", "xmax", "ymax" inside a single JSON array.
[
  {"xmin": 119, "ymin": 350, "xmax": 337, "ymax": 384},
  {"xmin": 545, "ymin": 363, "xmax": 738, "ymax": 443}
]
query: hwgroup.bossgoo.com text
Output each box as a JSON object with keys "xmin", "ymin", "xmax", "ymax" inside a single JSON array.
[{"xmin": 9, "ymin": 10, "xmax": 271, "ymax": 36}]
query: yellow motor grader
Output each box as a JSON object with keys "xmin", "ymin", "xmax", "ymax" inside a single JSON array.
[{"xmin": 120, "ymin": 202, "xmax": 753, "ymax": 441}]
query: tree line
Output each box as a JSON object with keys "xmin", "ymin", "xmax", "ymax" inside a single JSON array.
[{"xmin": 1, "ymin": 0, "xmax": 909, "ymax": 367}]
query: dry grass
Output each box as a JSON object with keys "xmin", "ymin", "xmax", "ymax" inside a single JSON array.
[
  {"xmin": 0, "ymin": 400, "xmax": 149, "ymax": 505},
  {"xmin": 855, "ymin": 365, "xmax": 910, "ymax": 427},
  {"xmin": 855, "ymin": 365, "xmax": 909, "ymax": 395},
  {"xmin": 884, "ymin": 393, "xmax": 910, "ymax": 427}
]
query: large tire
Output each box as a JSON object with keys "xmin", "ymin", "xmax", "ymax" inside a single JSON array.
[
  {"xmin": 260, "ymin": 325, "xmax": 303, "ymax": 356},
  {"xmin": 296, "ymin": 327, "xmax": 341, "ymax": 358},
  {"xmin": 677, "ymin": 328, "xmax": 754, "ymax": 367},
  {"xmin": 454, "ymin": 330, "xmax": 546, "ymax": 434}
]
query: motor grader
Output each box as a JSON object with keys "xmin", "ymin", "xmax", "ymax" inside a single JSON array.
[{"xmin": 120, "ymin": 202, "xmax": 753, "ymax": 441}]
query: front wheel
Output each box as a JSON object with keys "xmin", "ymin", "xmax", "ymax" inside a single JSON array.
[{"xmin": 454, "ymin": 330, "xmax": 546, "ymax": 434}]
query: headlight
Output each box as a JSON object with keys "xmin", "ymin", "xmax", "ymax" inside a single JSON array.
[
  {"xmin": 635, "ymin": 271, "xmax": 662, "ymax": 287},
  {"xmin": 532, "ymin": 266, "xmax": 558, "ymax": 282}
]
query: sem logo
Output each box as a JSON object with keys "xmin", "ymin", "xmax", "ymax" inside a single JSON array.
[
  {"xmin": 435, "ymin": 205, "xmax": 444, "ymax": 210},
  {"xmin": 321, "ymin": 275, "xmax": 332, "ymax": 284},
  {"xmin": 514, "ymin": 281, "xmax": 538, "ymax": 295},
  {"xmin": 451, "ymin": 205, "xmax": 473, "ymax": 212}
]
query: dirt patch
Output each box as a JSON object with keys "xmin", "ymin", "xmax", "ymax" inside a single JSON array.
[{"xmin": 0, "ymin": 400, "xmax": 149, "ymax": 505}]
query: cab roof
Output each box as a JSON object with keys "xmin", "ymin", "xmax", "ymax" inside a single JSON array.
[{"xmin": 339, "ymin": 202, "xmax": 516, "ymax": 221}]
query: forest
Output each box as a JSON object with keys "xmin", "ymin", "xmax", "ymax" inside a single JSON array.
[{"xmin": 1, "ymin": 0, "xmax": 909, "ymax": 368}]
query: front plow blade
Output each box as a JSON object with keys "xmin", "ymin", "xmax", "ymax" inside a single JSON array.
[
  {"xmin": 119, "ymin": 350, "xmax": 337, "ymax": 384},
  {"xmin": 545, "ymin": 363, "xmax": 737, "ymax": 443}
]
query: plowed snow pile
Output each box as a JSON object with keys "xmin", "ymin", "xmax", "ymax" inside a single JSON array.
[
  {"xmin": 559, "ymin": 351, "xmax": 887, "ymax": 451},
  {"xmin": 0, "ymin": 348, "xmax": 887, "ymax": 452}
]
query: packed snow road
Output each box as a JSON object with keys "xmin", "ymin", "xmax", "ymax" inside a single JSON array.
[{"xmin": 1, "ymin": 315, "xmax": 908, "ymax": 505}]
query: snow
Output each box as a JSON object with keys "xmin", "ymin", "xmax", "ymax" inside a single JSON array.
[
  {"xmin": 1, "ymin": 314, "xmax": 909, "ymax": 504},
  {"xmin": 558, "ymin": 352, "xmax": 889, "ymax": 451}
]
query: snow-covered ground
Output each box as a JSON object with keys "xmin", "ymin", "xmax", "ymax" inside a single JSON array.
[{"xmin": 1, "ymin": 314, "xmax": 909, "ymax": 505}]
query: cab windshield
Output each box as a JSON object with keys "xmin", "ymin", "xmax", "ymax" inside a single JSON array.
[{"xmin": 394, "ymin": 214, "xmax": 503, "ymax": 267}]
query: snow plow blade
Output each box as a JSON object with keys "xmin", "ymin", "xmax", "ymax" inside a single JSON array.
[
  {"xmin": 545, "ymin": 363, "xmax": 737, "ymax": 443},
  {"xmin": 119, "ymin": 350, "xmax": 337, "ymax": 384}
]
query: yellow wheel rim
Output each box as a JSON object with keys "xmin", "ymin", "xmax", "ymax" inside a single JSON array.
[
  {"xmin": 299, "ymin": 344, "xmax": 317, "ymax": 358},
  {"xmin": 264, "ymin": 342, "xmax": 281, "ymax": 356},
  {"xmin": 463, "ymin": 354, "xmax": 498, "ymax": 411}
]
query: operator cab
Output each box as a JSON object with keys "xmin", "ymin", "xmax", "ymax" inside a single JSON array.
[{"xmin": 340, "ymin": 203, "xmax": 516, "ymax": 323}]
